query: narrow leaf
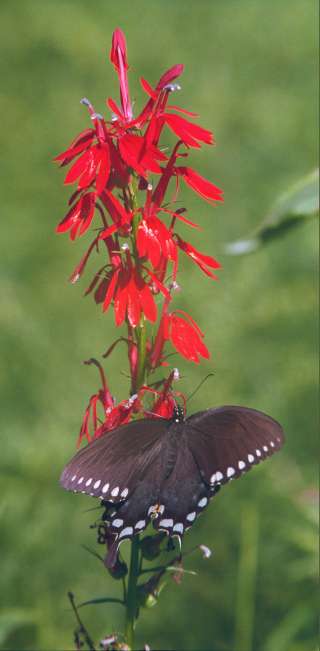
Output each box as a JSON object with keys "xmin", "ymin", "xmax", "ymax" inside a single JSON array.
[{"xmin": 224, "ymin": 169, "xmax": 319, "ymax": 255}]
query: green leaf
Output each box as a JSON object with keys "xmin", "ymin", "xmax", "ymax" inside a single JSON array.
[
  {"xmin": 224, "ymin": 169, "xmax": 319, "ymax": 255},
  {"xmin": 77, "ymin": 597, "xmax": 124, "ymax": 608}
]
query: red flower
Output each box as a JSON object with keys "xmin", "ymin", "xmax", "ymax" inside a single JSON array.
[
  {"xmin": 77, "ymin": 359, "xmax": 114, "ymax": 445},
  {"xmin": 163, "ymin": 113, "xmax": 214, "ymax": 148},
  {"xmin": 175, "ymin": 166, "xmax": 223, "ymax": 203},
  {"xmin": 137, "ymin": 215, "xmax": 177, "ymax": 267},
  {"xmin": 89, "ymin": 250, "xmax": 158, "ymax": 328},
  {"xmin": 166, "ymin": 310, "xmax": 210, "ymax": 362},
  {"xmin": 150, "ymin": 303, "xmax": 209, "ymax": 365},
  {"xmin": 175, "ymin": 234, "xmax": 221, "ymax": 279},
  {"xmin": 63, "ymin": 143, "xmax": 111, "ymax": 194},
  {"xmin": 56, "ymin": 192, "xmax": 96, "ymax": 240},
  {"xmin": 110, "ymin": 28, "xmax": 133, "ymax": 122},
  {"xmin": 118, "ymin": 133, "xmax": 167, "ymax": 178}
]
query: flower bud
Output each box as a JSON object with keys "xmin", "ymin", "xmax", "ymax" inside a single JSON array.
[
  {"xmin": 140, "ymin": 533, "xmax": 165, "ymax": 560},
  {"xmin": 107, "ymin": 556, "xmax": 128, "ymax": 580}
]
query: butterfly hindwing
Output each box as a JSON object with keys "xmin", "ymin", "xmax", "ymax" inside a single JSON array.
[
  {"xmin": 186, "ymin": 405, "xmax": 284, "ymax": 488},
  {"xmin": 153, "ymin": 442, "xmax": 211, "ymax": 537}
]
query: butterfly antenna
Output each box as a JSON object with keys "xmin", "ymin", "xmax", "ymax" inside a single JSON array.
[{"xmin": 186, "ymin": 373, "xmax": 215, "ymax": 404}]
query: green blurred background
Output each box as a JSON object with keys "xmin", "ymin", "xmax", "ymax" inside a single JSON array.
[{"xmin": 1, "ymin": 1, "xmax": 318, "ymax": 650}]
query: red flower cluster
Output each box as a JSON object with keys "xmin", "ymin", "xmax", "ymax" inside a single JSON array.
[{"xmin": 55, "ymin": 28, "xmax": 223, "ymax": 441}]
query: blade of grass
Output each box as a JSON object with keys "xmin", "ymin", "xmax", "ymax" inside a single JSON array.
[{"xmin": 234, "ymin": 502, "xmax": 259, "ymax": 651}]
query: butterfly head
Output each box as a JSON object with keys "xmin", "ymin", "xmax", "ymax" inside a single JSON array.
[{"xmin": 172, "ymin": 404, "xmax": 185, "ymax": 423}]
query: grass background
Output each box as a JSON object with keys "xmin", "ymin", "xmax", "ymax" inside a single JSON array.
[{"xmin": 0, "ymin": 1, "xmax": 318, "ymax": 650}]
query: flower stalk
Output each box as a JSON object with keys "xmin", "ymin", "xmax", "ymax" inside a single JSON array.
[{"xmin": 55, "ymin": 26, "xmax": 222, "ymax": 649}]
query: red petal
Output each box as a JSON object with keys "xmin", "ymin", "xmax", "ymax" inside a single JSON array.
[
  {"xmin": 54, "ymin": 129, "xmax": 94, "ymax": 165},
  {"xmin": 162, "ymin": 207, "xmax": 200, "ymax": 229},
  {"xmin": 103, "ymin": 269, "xmax": 120, "ymax": 312},
  {"xmin": 127, "ymin": 276, "xmax": 141, "ymax": 327},
  {"xmin": 140, "ymin": 77, "xmax": 157, "ymax": 99},
  {"xmin": 169, "ymin": 315, "xmax": 210, "ymax": 362},
  {"xmin": 167, "ymin": 105, "xmax": 199, "ymax": 118},
  {"xmin": 64, "ymin": 149, "xmax": 93, "ymax": 185},
  {"xmin": 175, "ymin": 234, "xmax": 221, "ymax": 279},
  {"xmin": 101, "ymin": 190, "xmax": 131, "ymax": 226},
  {"xmin": 139, "ymin": 281, "xmax": 157, "ymax": 323},
  {"xmin": 110, "ymin": 28, "xmax": 128, "ymax": 71},
  {"xmin": 114, "ymin": 272, "xmax": 129, "ymax": 326},
  {"xmin": 176, "ymin": 167, "xmax": 224, "ymax": 203},
  {"xmin": 99, "ymin": 224, "xmax": 118, "ymax": 240},
  {"xmin": 107, "ymin": 98, "xmax": 124, "ymax": 120},
  {"xmin": 95, "ymin": 146, "xmax": 111, "ymax": 194},
  {"xmin": 164, "ymin": 113, "xmax": 214, "ymax": 147},
  {"xmin": 156, "ymin": 64, "xmax": 184, "ymax": 90},
  {"xmin": 77, "ymin": 149, "xmax": 98, "ymax": 189}
]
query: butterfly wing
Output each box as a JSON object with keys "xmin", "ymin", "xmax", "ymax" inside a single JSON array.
[
  {"xmin": 186, "ymin": 405, "xmax": 285, "ymax": 488},
  {"xmin": 60, "ymin": 417, "xmax": 167, "ymax": 504},
  {"xmin": 153, "ymin": 440, "xmax": 211, "ymax": 538}
]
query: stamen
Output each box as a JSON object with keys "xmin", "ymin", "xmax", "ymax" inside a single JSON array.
[
  {"xmin": 173, "ymin": 368, "xmax": 180, "ymax": 381},
  {"xmin": 169, "ymin": 281, "xmax": 181, "ymax": 292},
  {"xmin": 91, "ymin": 112, "xmax": 104, "ymax": 120},
  {"xmin": 164, "ymin": 83, "xmax": 181, "ymax": 92}
]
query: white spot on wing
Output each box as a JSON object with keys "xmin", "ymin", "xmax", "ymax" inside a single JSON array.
[
  {"xmin": 210, "ymin": 473, "xmax": 217, "ymax": 484},
  {"xmin": 198, "ymin": 497, "xmax": 208, "ymax": 508},
  {"xmin": 111, "ymin": 486, "xmax": 119, "ymax": 497},
  {"xmin": 263, "ymin": 445, "xmax": 268, "ymax": 452},
  {"xmin": 93, "ymin": 480, "xmax": 101, "ymax": 489},
  {"xmin": 112, "ymin": 519, "xmax": 123, "ymax": 528},
  {"xmin": 119, "ymin": 527, "xmax": 133, "ymax": 538},
  {"xmin": 215, "ymin": 471, "xmax": 223, "ymax": 482},
  {"xmin": 186, "ymin": 511, "xmax": 196, "ymax": 522},
  {"xmin": 270, "ymin": 441, "xmax": 275, "ymax": 448},
  {"xmin": 71, "ymin": 475, "xmax": 77, "ymax": 482},
  {"xmin": 173, "ymin": 523, "xmax": 184, "ymax": 534},
  {"xmin": 121, "ymin": 488, "xmax": 129, "ymax": 498},
  {"xmin": 248, "ymin": 454, "xmax": 255, "ymax": 463},
  {"xmin": 135, "ymin": 520, "xmax": 146, "ymax": 530},
  {"xmin": 256, "ymin": 449, "xmax": 261, "ymax": 457},
  {"xmin": 85, "ymin": 478, "xmax": 92, "ymax": 487},
  {"xmin": 227, "ymin": 467, "xmax": 235, "ymax": 477},
  {"xmin": 78, "ymin": 477, "xmax": 84, "ymax": 484},
  {"xmin": 159, "ymin": 518, "xmax": 173, "ymax": 528},
  {"xmin": 102, "ymin": 483, "xmax": 109, "ymax": 493},
  {"xmin": 238, "ymin": 460, "xmax": 246, "ymax": 470}
]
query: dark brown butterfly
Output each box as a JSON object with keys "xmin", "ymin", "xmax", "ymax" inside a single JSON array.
[
  {"xmin": 60, "ymin": 406, "xmax": 284, "ymax": 544},
  {"xmin": 60, "ymin": 404, "xmax": 284, "ymax": 550}
]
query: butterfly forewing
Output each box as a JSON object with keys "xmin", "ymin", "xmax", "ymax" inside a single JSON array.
[
  {"xmin": 60, "ymin": 417, "xmax": 168, "ymax": 503},
  {"xmin": 186, "ymin": 406, "xmax": 284, "ymax": 488}
]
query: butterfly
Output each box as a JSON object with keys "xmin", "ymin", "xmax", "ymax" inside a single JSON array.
[{"xmin": 60, "ymin": 404, "xmax": 284, "ymax": 554}]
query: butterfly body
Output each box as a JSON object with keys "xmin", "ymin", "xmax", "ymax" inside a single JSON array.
[{"xmin": 60, "ymin": 405, "xmax": 284, "ymax": 548}]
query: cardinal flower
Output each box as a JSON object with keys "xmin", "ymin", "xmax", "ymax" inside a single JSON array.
[
  {"xmin": 89, "ymin": 249, "xmax": 158, "ymax": 328},
  {"xmin": 56, "ymin": 191, "xmax": 96, "ymax": 240},
  {"xmin": 175, "ymin": 234, "xmax": 221, "ymax": 279},
  {"xmin": 109, "ymin": 28, "xmax": 133, "ymax": 122},
  {"xmin": 150, "ymin": 303, "xmax": 209, "ymax": 365},
  {"xmin": 175, "ymin": 166, "xmax": 223, "ymax": 204}
]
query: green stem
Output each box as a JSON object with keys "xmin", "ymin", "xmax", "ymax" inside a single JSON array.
[
  {"xmin": 124, "ymin": 175, "xmax": 147, "ymax": 649},
  {"xmin": 125, "ymin": 535, "xmax": 140, "ymax": 649},
  {"xmin": 135, "ymin": 318, "xmax": 147, "ymax": 392}
]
